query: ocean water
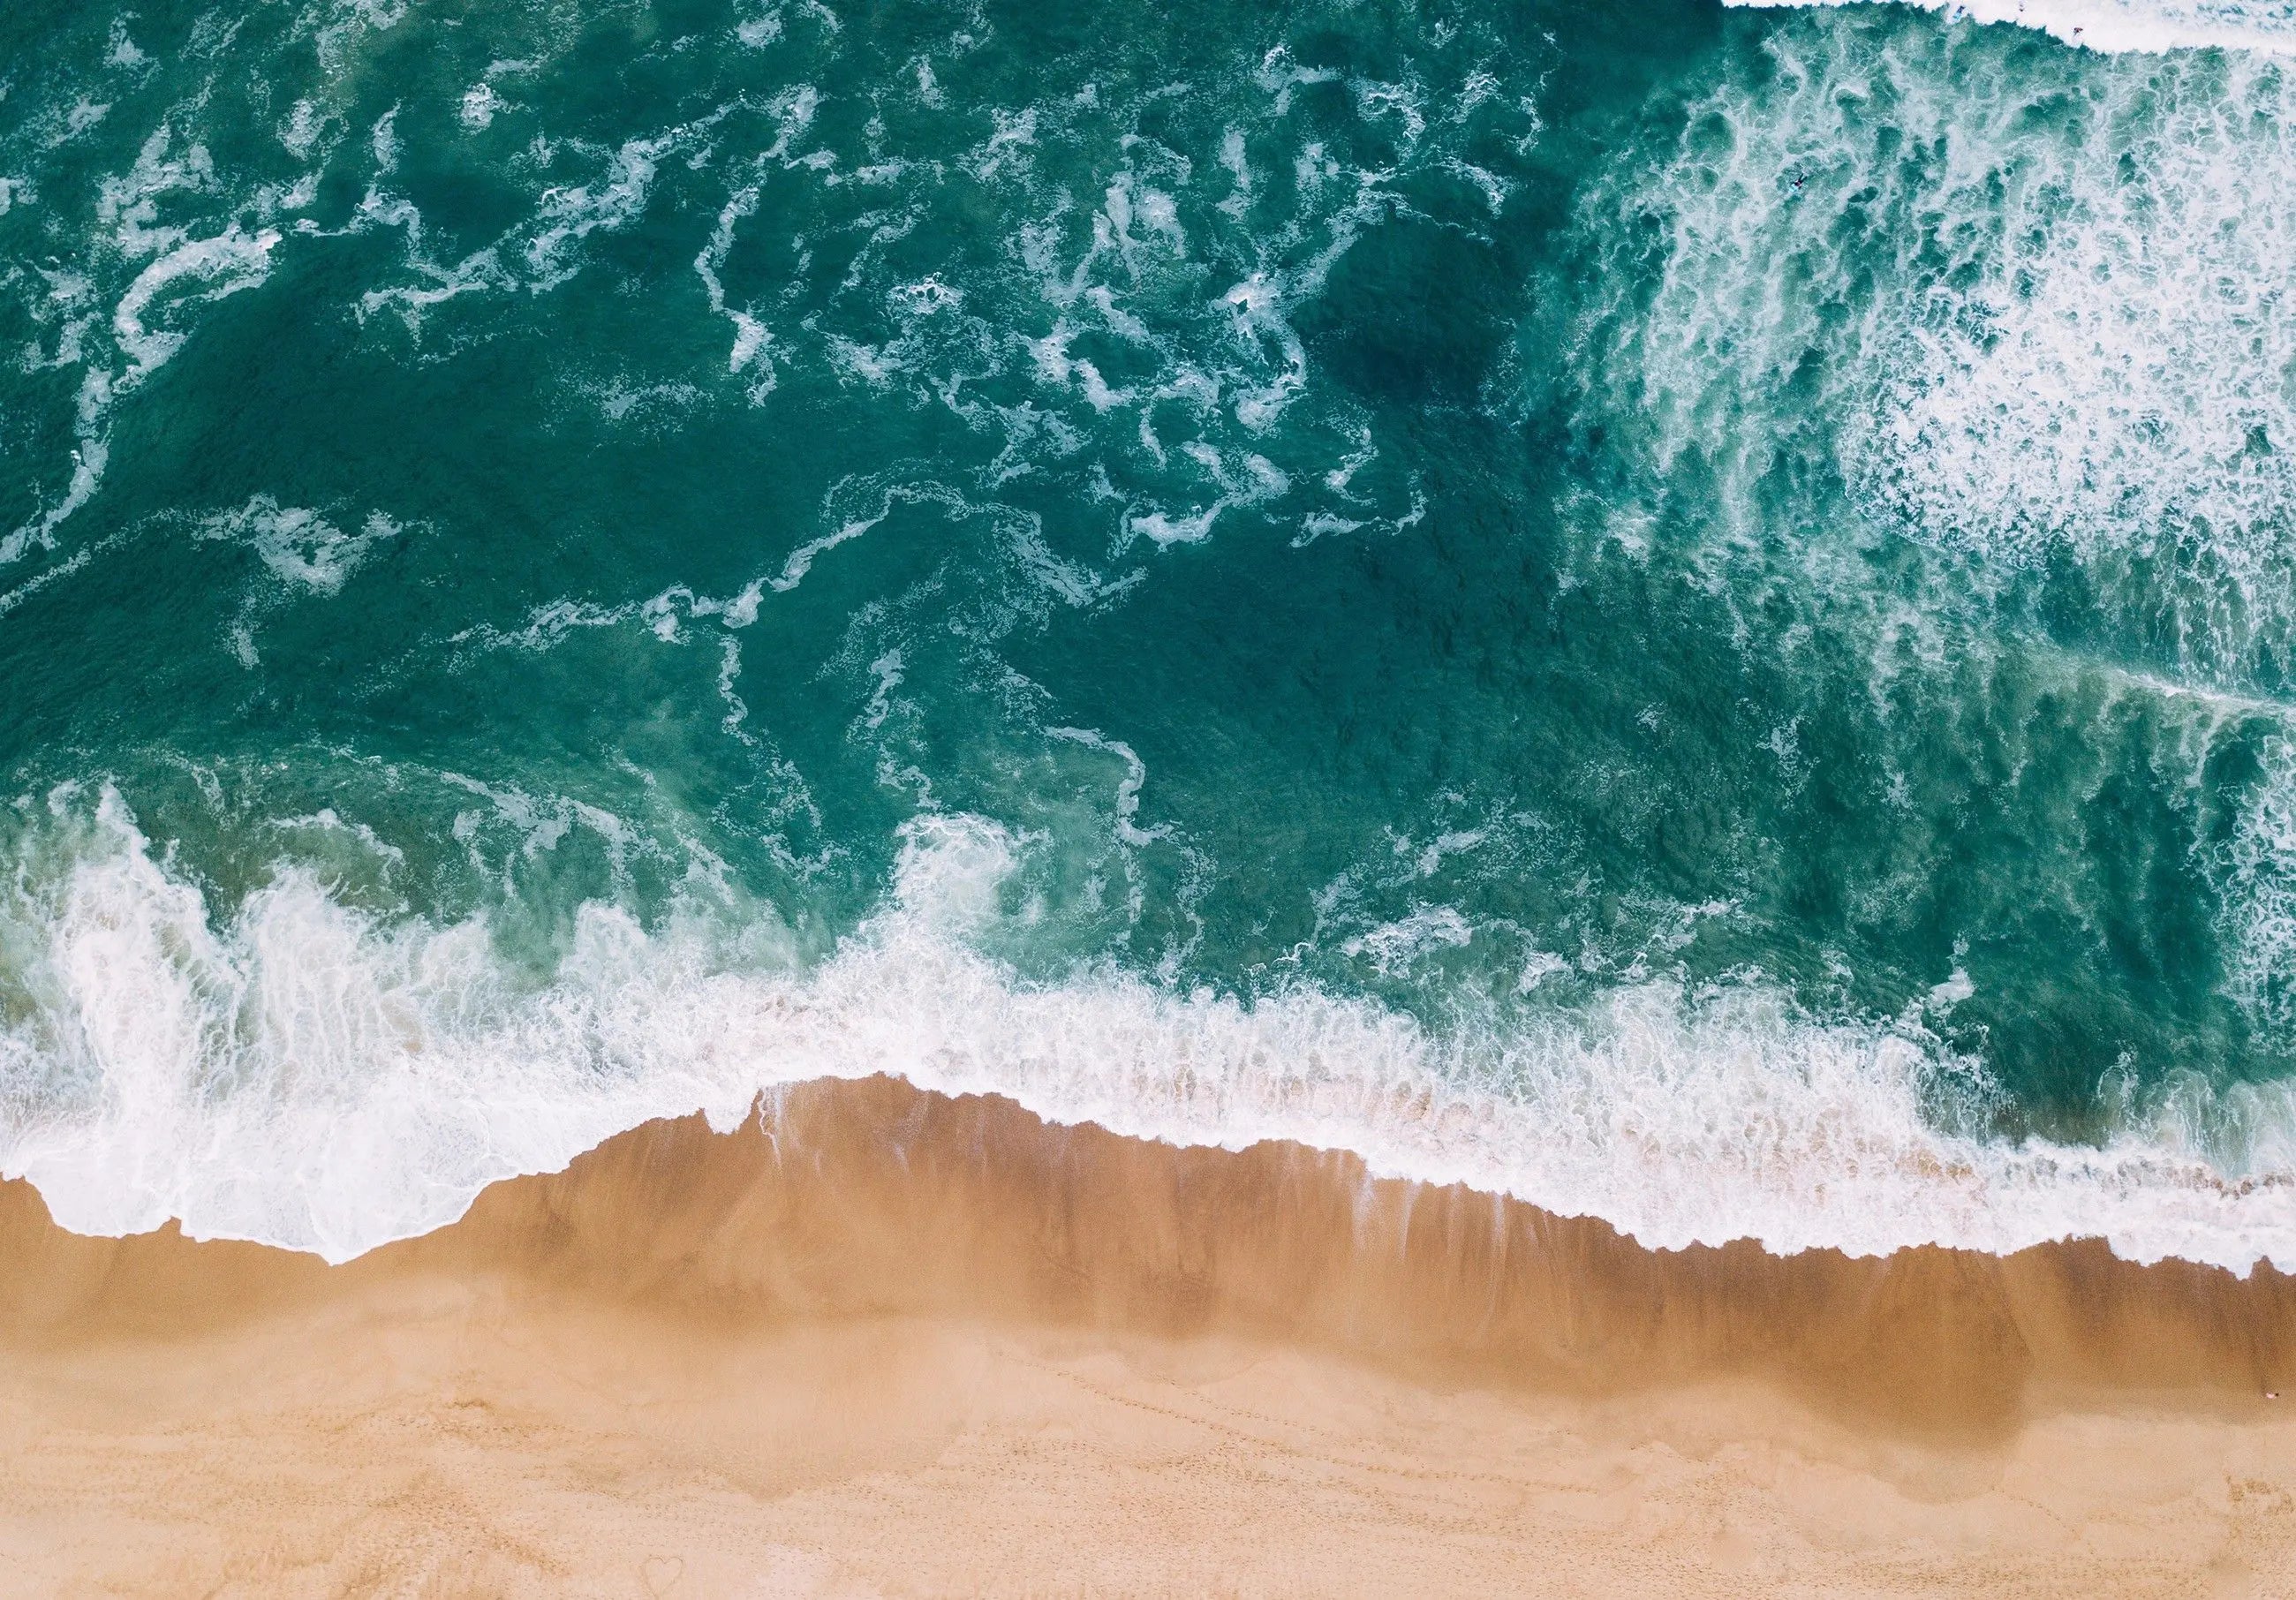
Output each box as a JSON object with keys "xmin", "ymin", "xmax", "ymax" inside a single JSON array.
[{"xmin": 4, "ymin": 0, "xmax": 2296, "ymax": 1267}]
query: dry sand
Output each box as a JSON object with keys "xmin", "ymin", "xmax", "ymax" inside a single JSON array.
[{"xmin": 1, "ymin": 1074, "xmax": 2292, "ymax": 1596}]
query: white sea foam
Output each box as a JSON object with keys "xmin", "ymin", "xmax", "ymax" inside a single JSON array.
[
  {"xmin": 7, "ymin": 122, "xmax": 283, "ymax": 562},
  {"xmin": 0, "ymin": 793, "xmax": 2290, "ymax": 1271},
  {"xmin": 198, "ymin": 495, "xmax": 397, "ymax": 593},
  {"xmin": 1733, "ymin": 0, "xmax": 2296, "ymax": 57},
  {"xmin": 1046, "ymin": 726, "xmax": 1169, "ymax": 847},
  {"xmin": 359, "ymin": 107, "xmax": 737, "ymax": 331},
  {"xmin": 110, "ymin": 230, "xmax": 280, "ymax": 384},
  {"xmin": 1590, "ymin": 27, "xmax": 2296, "ymax": 645},
  {"xmin": 2221, "ymin": 735, "xmax": 2296, "ymax": 1027},
  {"xmin": 525, "ymin": 134, "xmax": 672, "ymax": 291},
  {"xmin": 695, "ymin": 185, "xmax": 775, "ymax": 399}
]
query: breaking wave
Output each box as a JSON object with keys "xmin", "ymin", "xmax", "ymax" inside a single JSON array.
[
  {"xmin": 1733, "ymin": 0, "xmax": 2296, "ymax": 57},
  {"xmin": 2, "ymin": 791, "xmax": 2290, "ymax": 1271}
]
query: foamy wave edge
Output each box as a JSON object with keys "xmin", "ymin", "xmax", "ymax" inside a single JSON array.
[
  {"xmin": 1727, "ymin": 0, "xmax": 2296, "ymax": 56},
  {"xmin": 2, "ymin": 799, "xmax": 2292, "ymax": 1272}
]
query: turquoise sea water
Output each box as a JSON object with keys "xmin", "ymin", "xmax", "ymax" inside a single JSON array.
[{"xmin": 4, "ymin": 0, "xmax": 2295, "ymax": 1264}]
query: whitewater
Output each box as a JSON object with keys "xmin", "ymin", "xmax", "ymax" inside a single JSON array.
[
  {"xmin": 1, "ymin": 792, "xmax": 2288, "ymax": 1270},
  {"xmin": 1736, "ymin": 0, "xmax": 2296, "ymax": 57}
]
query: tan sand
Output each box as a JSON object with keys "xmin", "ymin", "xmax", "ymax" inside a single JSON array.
[{"xmin": 0, "ymin": 1074, "xmax": 2291, "ymax": 1596}]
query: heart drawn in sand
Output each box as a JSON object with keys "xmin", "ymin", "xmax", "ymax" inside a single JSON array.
[{"xmin": 641, "ymin": 1555, "xmax": 684, "ymax": 1595}]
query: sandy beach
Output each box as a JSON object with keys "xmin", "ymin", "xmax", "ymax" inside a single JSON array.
[{"xmin": 0, "ymin": 1075, "xmax": 2286, "ymax": 1596}]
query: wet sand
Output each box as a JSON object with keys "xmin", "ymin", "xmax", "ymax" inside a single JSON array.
[{"xmin": 1, "ymin": 1074, "xmax": 2292, "ymax": 1596}]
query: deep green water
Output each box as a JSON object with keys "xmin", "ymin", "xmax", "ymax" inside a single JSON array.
[{"xmin": 3, "ymin": 0, "xmax": 2294, "ymax": 1264}]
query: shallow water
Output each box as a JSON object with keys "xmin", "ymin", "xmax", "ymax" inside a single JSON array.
[{"xmin": 3, "ymin": 0, "xmax": 2295, "ymax": 1265}]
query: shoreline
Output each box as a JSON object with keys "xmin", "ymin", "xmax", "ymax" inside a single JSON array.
[{"xmin": 4, "ymin": 1074, "xmax": 2293, "ymax": 1593}]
